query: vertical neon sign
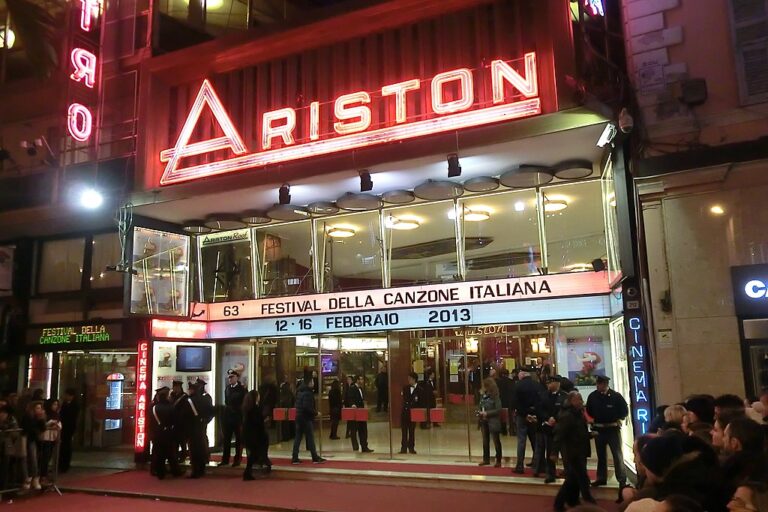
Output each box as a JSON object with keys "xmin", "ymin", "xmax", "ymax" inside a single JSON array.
[
  {"xmin": 134, "ymin": 340, "xmax": 149, "ymax": 453},
  {"xmin": 584, "ymin": 0, "xmax": 605, "ymax": 16},
  {"xmin": 67, "ymin": 0, "xmax": 100, "ymax": 143},
  {"xmin": 622, "ymin": 277, "xmax": 654, "ymax": 436}
]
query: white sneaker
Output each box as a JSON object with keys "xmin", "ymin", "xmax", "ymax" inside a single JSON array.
[
  {"xmin": 22, "ymin": 477, "xmax": 31, "ymax": 490},
  {"xmin": 32, "ymin": 477, "xmax": 41, "ymax": 490}
]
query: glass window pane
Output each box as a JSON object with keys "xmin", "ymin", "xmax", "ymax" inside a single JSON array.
[
  {"xmin": 91, "ymin": 233, "xmax": 124, "ymax": 288},
  {"xmin": 316, "ymin": 212, "xmax": 382, "ymax": 292},
  {"xmin": 254, "ymin": 221, "xmax": 314, "ymax": 297},
  {"xmin": 602, "ymin": 162, "xmax": 622, "ymax": 283},
  {"xmin": 460, "ymin": 190, "xmax": 541, "ymax": 280},
  {"xmin": 554, "ymin": 320, "xmax": 612, "ymax": 387},
  {"xmin": 386, "ymin": 201, "xmax": 458, "ymax": 286},
  {"xmin": 544, "ymin": 181, "xmax": 606, "ymax": 274},
  {"xmin": 130, "ymin": 227, "xmax": 190, "ymax": 316},
  {"xmin": 199, "ymin": 229, "xmax": 254, "ymax": 302},
  {"xmin": 38, "ymin": 238, "xmax": 85, "ymax": 293}
]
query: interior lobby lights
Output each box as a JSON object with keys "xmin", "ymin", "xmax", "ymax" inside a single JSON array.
[
  {"xmin": 448, "ymin": 206, "xmax": 492, "ymax": 221},
  {"xmin": 710, "ymin": 205, "xmax": 725, "ymax": 215},
  {"xmin": 327, "ymin": 226, "xmax": 356, "ymax": 238},
  {"xmin": 386, "ymin": 215, "xmax": 421, "ymax": 230},
  {"xmin": 543, "ymin": 197, "xmax": 568, "ymax": 213}
]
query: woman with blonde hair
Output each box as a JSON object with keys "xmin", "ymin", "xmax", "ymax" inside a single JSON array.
[{"xmin": 478, "ymin": 377, "xmax": 503, "ymax": 467}]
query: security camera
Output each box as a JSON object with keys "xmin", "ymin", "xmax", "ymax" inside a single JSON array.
[{"xmin": 618, "ymin": 107, "xmax": 634, "ymax": 134}]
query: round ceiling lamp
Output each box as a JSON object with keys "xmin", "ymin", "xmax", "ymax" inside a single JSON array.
[
  {"xmin": 203, "ymin": 214, "xmax": 248, "ymax": 230},
  {"xmin": 543, "ymin": 197, "xmax": 568, "ymax": 213},
  {"xmin": 336, "ymin": 192, "xmax": 382, "ymax": 211},
  {"xmin": 308, "ymin": 201, "xmax": 340, "ymax": 215},
  {"xmin": 327, "ymin": 226, "xmax": 356, "ymax": 238},
  {"xmin": 414, "ymin": 180, "xmax": 464, "ymax": 201},
  {"xmin": 463, "ymin": 176, "xmax": 500, "ymax": 193},
  {"xmin": 553, "ymin": 159, "xmax": 594, "ymax": 180},
  {"xmin": 241, "ymin": 210, "xmax": 271, "ymax": 225},
  {"xmin": 266, "ymin": 204, "xmax": 310, "ymax": 221},
  {"xmin": 463, "ymin": 207, "xmax": 491, "ymax": 221},
  {"xmin": 182, "ymin": 220, "xmax": 213, "ymax": 234},
  {"xmin": 382, "ymin": 189, "xmax": 416, "ymax": 204},
  {"xmin": 385, "ymin": 215, "xmax": 421, "ymax": 230},
  {"xmin": 499, "ymin": 164, "xmax": 554, "ymax": 188}
]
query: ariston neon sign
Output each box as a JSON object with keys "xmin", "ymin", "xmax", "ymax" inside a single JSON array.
[
  {"xmin": 134, "ymin": 340, "xmax": 149, "ymax": 453},
  {"xmin": 159, "ymin": 53, "xmax": 541, "ymax": 186},
  {"xmin": 67, "ymin": 0, "xmax": 100, "ymax": 143}
]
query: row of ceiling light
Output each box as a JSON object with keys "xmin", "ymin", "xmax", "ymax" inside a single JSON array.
[{"xmin": 183, "ymin": 156, "xmax": 594, "ymax": 234}]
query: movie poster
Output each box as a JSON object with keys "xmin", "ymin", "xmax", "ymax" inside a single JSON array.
[
  {"xmin": 565, "ymin": 336, "xmax": 607, "ymax": 386},
  {"xmin": 221, "ymin": 345, "xmax": 250, "ymax": 389}
]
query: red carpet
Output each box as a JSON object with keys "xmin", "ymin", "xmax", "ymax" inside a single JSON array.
[
  {"xmin": 59, "ymin": 470, "xmax": 619, "ymax": 512},
  {"xmin": 1, "ymin": 493, "xmax": 262, "ymax": 512}
]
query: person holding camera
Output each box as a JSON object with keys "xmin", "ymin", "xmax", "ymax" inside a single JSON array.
[{"xmin": 478, "ymin": 378, "xmax": 503, "ymax": 467}]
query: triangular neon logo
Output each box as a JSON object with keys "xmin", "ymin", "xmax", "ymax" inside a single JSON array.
[{"xmin": 159, "ymin": 79, "xmax": 247, "ymax": 185}]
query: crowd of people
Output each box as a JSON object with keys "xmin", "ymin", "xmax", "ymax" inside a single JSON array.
[{"xmin": 0, "ymin": 387, "xmax": 78, "ymax": 492}]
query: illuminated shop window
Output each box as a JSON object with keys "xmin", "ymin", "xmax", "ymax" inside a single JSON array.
[
  {"xmin": 130, "ymin": 227, "xmax": 190, "ymax": 316},
  {"xmin": 199, "ymin": 229, "xmax": 253, "ymax": 302},
  {"xmin": 315, "ymin": 211, "xmax": 383, "ymax": 293},
  {"xmin": 459, "ymin": 189, "xmax": 540, "ymax": 280},
  {"xmin": 38, "ymin": 238, "xmax": 86, "ymax": 293}
]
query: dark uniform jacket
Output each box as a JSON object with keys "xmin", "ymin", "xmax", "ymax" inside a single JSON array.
[
  {"xmin": 537, "ymin": 389, "xmax": 568, "ymax": 430},
  {"xmin": 224, "ymin": 382, "xmax": 247, "ymax": 421},
  {"xmin": 375, "ymin": 372, "xmax": 388, "ymax": 393},
  {"xmin": 295, "ymin": 384, "xmax": 317, "ymax": 421},
  {"xmin": 186, "ymin": 392, "xmax": 215, "ymax": 428},
  {"xmin": 497, "ymin": 376, "xmax": 514, "ymax": 410},
  {"xmin": 328, "ymin": 388, "xmax": 342, "ymax": 418},
  {"xmin": 422, "ymin": 379, "xmax": 437, "ymax": 408},
  {"xmin": 585, "ymin": 389, "xmax": 629, "ymax": 425},
  {"xmin": 344, "ymin": 384, "xmax": 365, "ymax": 408},
  {"xmin": 514, "ymin": 376, "xmax": 542, "ymax": 416},
  {"xmin": 150, "ymin": 399, "xmax": 175, "ymax": 439},
  {"xmin": 553, "ymin": 406, "xmax": 591, "ymax": 461},
  {"xmin": 401, "ymin": 384, "xmax": 422, "ymax": 417}
]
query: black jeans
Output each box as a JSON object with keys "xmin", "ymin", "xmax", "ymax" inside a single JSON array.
[
  {"xmin": 376, "ymin": 391, "xmax": 388, "ymax": 412},
  {"xmin": 189, "ymin": 426, "xmax": 208, "ymax": 476},
  {"xmin": 401, "ymin": 416, "xmax": 415, "ymax": 451},
  {"xmin": 349, "ymin": 420, "xmax": 369, "ymax": 450},
  {"xmin": 292, "ymin": 418, "xmax": 320, "ymax": 460},
  {"xmin": 244, "ymin": 433, "xmax": 271, "ymax": 476},
  {"xmin": 534, "ymin": 428, "xmax": 557, "ymax": 478},
  {"xmin": 595, "ymin": 427, "xmax": 626, "ymax": 484},
  {"xmin": 59, "ymin": 433, "xmax": 74, "ymax": 473},
  {"xmin": 38, "ymin": 441, "xmax": 55, "ymax": 478},
  {"xmin": 151, "ymin": 430, "xmax": 182, "ymax": 478},
  {"xmin": 555, "ymin": 456, "xmax": 593, "ymax": 509},
  {"xmin": 330, "ymin": 408, "xmax": 340, "ymax": 438},
  {"xmin": 220, "ymin": 416, "xmax": 243, "ymax": 463},
  {"xmin": 480, "ymin": 423, "xmax": 502, "ymax": 463}
]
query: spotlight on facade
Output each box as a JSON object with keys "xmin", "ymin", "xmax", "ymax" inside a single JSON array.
[
  {"xmin": 80, "ymin": 187, "xmax": 104, "ymax": 209},
  {"xmin": 279, "ymin": 184, "xmax": 291, "ymax": 205},
  {"xmin": 447, "ymin": 154, "xmax": 461, "ymax": 178},
  {"xmin": 359, "ymin": 170, "xmax": 373, "ymax": 192}
]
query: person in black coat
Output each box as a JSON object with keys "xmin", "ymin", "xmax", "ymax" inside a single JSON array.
[
  {"xmin": 150, "ymin": 387, "xmax": 183, "ymax": 479},
  {"xmin": 58, "ymin": 388, "xmax": 79, "ymax": 473},
  {"xmin": 553, "ymin": 391, "xmax": 596, "ymax": 511},
  {"xmin": 535, "ymin": 376, "xmax": 568, "ymax": 482},
  {"xmin": 497, "ymin": 369, "xmax": 514, "ymax": 436},
  {"xmin": 242, "ymin": 389, "xmax": 271, "ymax": 480},
  {"xmin": 274, "ymin": 374, "xmax": 293, "ymax": 441},
  {"xmin": 375, "ymin": 366, "xmax": 388, "ymax": 412},
  {"xmin": 586, "ymin": 375, "xmax": 629, "ymax": 488},
  {"xmin": 170, "ymin": 380, "xmax": 189, "ymax": 462},
  {"xmin": 183, "ymin": 380, "xmax": 215, "ymax": 478},
  {"xmin": 328, "ymin": 379, "xmax": 342, "ymax": 440},
  {"xmin": 219, "ymin": 369, "xmax": 247, "ymax": 467},
  {"xmin": 421, "ymin": 370, "xmax": 438, "ymax": 429},
  {"xmin": 344, "ymin": 375, "xmax": 372, "ymax": 452},
  {"xmin": 400, "ymin": 372, "xmax": 421, "ymax": 454},
  {"xmin": 513, "ymin": 368, "xmax": 542, "ymax": 473}
]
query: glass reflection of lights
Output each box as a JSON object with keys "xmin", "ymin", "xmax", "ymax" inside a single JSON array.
[
  {"xmin": 543, "ymin": 197, "xmax": 568, "ymax": 213},
  {"xmin": 448, "ymin": 206, "xmax": 492, "ymax": 221},
  {"xmin": 327, "ymin": 226, "xmax": 356, "ymax": 238},
  {"xmin": 385, "ymin": 215, "xmax": 421, "ymax": 230}
]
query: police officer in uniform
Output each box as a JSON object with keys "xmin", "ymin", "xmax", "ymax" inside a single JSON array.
[
  {"xmin": 535, "ymin": 376, "xmax": 568, "ymax": 483},
  {"xmin": 399, "ymin": 372, "xmax": 421, "ymax": 454},
  {"xmin": 185, "ymin": 379, "xmax": 215, "ymax": 478},
  {"xmin": 344, "ymin": 375, "xmax": 373, "ymax": 453},
  {"xmin": 170, "ymin": 379, "xmax": 188, "ymax": 461},
  {"xmin": 150, "ymin": 386, "xmax": 183, "ymax": 479},
  {"xmin": 585, "ymin": 375, "xmax": 628, "ymax": 488},
  {"xmin": 219, "ymin": 369, "xmax": 246, "ymax": 467}
]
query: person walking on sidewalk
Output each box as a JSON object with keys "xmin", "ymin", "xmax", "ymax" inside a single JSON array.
[
  {"xmin": 150, "ymin": 386, "xmax": 183, "ymax": 479},
  {"xmin": 292, "ymin": 377, "xmax": 325, "ymax": 464},
  {"xmin": 553, "ymin": 391, "xmax": 597, "ymax": 512},
  {"xmin": 328, "ymin": 379, "xmax": 342, "ymax": 440},
  {"xmin": 242, "ymin": 389, "xmax": 271, "ymax": 480},
  {"xmin": 345, "ymin": 375, "xmax": 373, "ymax": 453},
  {"xmin": 219, "ymin": 369, "xmax": 246, "ymax": 467},
  {"xmin": 477, "ymin": 378, "xmax": 503, "ymax": 467},
  {"xmin": 586, "ymin": 375, "xmax": 628, "ymax": 489},
  {"xmin": 400, "ymin": 372, "xmax": 421, "ymax": 454}
]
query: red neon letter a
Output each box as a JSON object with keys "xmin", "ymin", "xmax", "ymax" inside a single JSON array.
[{"xmin": 159, "ymin": 79, "xmax": 247, "ymax": 186}]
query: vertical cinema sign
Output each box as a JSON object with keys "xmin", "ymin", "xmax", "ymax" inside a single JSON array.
[
  {"xmin": 160, "ymin": 53, "xmax": 542, "ymax": 185},
  {"xmin": 67, "ymin": 0, "xmax": 101, "ymax": 143},
  {"xmin": 134, "ymin": 340, "xmax": 149, "ymax": 454}
]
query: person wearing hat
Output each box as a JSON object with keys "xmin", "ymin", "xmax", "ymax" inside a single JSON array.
[
  {"xmin": 585, "ymin": 375, "xmax": 629, "ymax": 489},
  {"xmin": 534, "ymin": 376, "xmax": 568, "ymax": 483},
  {"xmin": 184, "ymin": 379, "xmax": 215, "ymax": 478},
  {"xmin": 170, "ymin": 380, "xmax": 189, "ymax": 462},
  {"xmin": 150, "ymin": 386, "xmax": 183, "ymax": 479},
  {"xmin": 219, "ymin": 369, "xmax": 246, "ymax": 467}
]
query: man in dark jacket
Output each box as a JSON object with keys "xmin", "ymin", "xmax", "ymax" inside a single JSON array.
[
  {"xmin": 585, "ymin": 375, "xmax": 628, "ymax": 488},
  {"xmin": 170, "ymin": 380, "xmax": 189, "ymax": 462},
  {"xmin": 219, "ymin": 369, "xmax": 246, "ymax": 467},
  {"xmin": 345, "ymin": 375, "xmax": 373, "ymax": 453},
  {"xmin": 535, "ymin": 376, "xmax": 567, "ymax": 482},
  {"xmin": 553, "ymin": 391, "xmax": 596, "ymax": 511},
  {"xmin": 291, "ymin": 377, "xmax": 325, "ymax": 464},
  {"xmin": 497, "ymin": 369, "xmax": 514, "ymax": 436},
  {"xmin": 513, "ymin": 368, "xmax": 541, "ymax": 473},
  {"xmin": 184, "ymin": 380, "xmax": 215, "ymax": 478},
  {"xmin": 400, "ymin": 372, "xmax": 421, "ymax": 454},
  {"xmin": 421, "ymin": 370, "xmax": 438, "ymax": 429},
  {"xmin": 58, "ymin": 388, "xmax": 79, "ymax": 473},
  {"xmin": 375, "ymin": 366, "xmax": 388, "ymax": 412},
  {"xmin": 150, "ymin": 386, "xmax": 183, "ymax": 479}
]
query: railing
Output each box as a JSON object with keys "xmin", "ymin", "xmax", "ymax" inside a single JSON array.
[{"xmin": 0, "ymin": 425, "xmax": 61, "ymax": 501}]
